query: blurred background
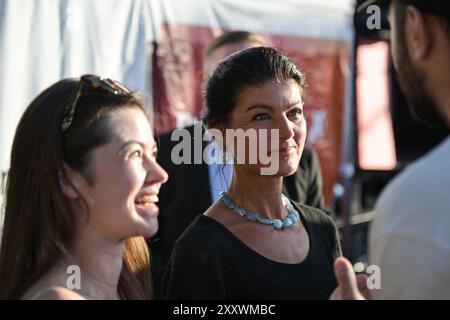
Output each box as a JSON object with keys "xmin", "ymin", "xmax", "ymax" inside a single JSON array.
[{"xmin": 0, "ymin": 0, "xmax": 448, "ymax": 266}]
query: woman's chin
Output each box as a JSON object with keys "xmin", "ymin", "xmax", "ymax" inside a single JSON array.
[
  {"xmin": 138, "ymin": 220, "xmax": 159, "ymax": 238},
  {"xmin": 128, "ymin": 215, "xmax": 159, "ymax": 238},
  {"xmin": 276, "ymin": 157, "xmax": 299, "ymax": 176},
  {"xmin": 278, "ymin": 166, "xmax": 297, "ymax": 177},
  {"xmin": 256, "ymin": 164, "xmax": 297, "ymax": 177},
  {"xmin": 145, "ymin": 214, "xmax": 161, "ymax": 236}
]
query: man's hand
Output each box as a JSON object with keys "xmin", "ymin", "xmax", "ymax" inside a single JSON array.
[{"xmin": 329, "ymin": 257, "xmax": 372, "ymax": 300}]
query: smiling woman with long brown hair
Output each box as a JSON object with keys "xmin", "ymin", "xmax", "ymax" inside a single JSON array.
[{"xmin": 0, "ymin": 75, "xmax": 167, "ymax": 299}]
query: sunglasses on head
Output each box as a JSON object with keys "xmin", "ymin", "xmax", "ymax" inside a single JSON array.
[{"xmin": 61, "ymin": 74, "xmax": 131, "ymax": 132}]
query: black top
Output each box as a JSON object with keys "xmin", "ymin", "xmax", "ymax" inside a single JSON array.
[{"xmin": 162, "ymin": 201, "xmax": 341, "ymax": 300}]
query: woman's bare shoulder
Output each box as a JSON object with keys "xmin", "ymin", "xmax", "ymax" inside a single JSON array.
[{"xmin": 28, "ymin": 286, "xmax": 86, "ymax": 300}]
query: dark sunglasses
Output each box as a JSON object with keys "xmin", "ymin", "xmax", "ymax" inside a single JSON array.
[{"xmin": 61, "ymin": 74, "xmax": 131, "ymax": 132}]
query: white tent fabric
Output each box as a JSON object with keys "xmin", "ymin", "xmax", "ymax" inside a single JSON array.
[{"xmin": 149, "ymin": 0, "xmax": 355, "ymax": 42}]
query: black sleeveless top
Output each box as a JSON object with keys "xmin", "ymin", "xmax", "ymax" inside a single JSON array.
[{"xmin": 162, "ymin": 201, "xmax": 341, "ymax": 300}]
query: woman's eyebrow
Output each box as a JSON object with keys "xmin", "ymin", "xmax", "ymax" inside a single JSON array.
[
  {"xmin": 245, "ymin": 104, "xmax": 273, "ymax": 112},
  {"xmin": 246, "ymin": 101, "xmax": 303, "ymax": 113},
  {"xmin": 119, "ymin": 140, "xmax": 146, "ymax": 151},
  {"xmin": 117, "ymin": 140, "xmax": 147, "ymax": 155}
]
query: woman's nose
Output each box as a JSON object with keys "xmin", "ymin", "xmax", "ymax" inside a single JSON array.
[
  {"xmin": 278, "ymin": 115, "xmax": 295, "ymax": 140},
  {"xmin": 146, "ymin": 160, "xmax": 168, "ymax": 185}
]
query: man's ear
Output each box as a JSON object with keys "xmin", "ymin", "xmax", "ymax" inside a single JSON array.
[
  {"xmin": 59, "ymin": 164, "xmax": 80, "ymax": 200},
  {"xmin": 196, "ymin": 68, "xmax": 206, "ymax": 84},
  {"xmin": 406, "ymin": 5, "xmax": 433, "ymax": 61}
]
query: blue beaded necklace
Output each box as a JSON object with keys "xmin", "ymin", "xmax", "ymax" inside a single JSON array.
[{"xmin": 219, "ymin": 191, "xmax": 300, "ymax": 230}]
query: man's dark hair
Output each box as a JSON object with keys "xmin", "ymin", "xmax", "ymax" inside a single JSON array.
[
  {"xmin": 393, "ymin": 0, "xmax": 450, "ymax": 39},
  {"xmin": 204, "ymin": 30, "xmax": 266, "ymax": 58}
]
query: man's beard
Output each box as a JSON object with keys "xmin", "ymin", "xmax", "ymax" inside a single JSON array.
[{"xmin": 395, "ymin": 28, "xmax": 448, "ymax": 130}]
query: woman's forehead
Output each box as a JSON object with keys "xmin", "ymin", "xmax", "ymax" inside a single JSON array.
[
  {"xmin": 106, "ymin": 108, "xmax": 155, "ymax": 144},
  {"xmin": 235, "ymin": 81, "xmax": 302, "ymax": 109}
]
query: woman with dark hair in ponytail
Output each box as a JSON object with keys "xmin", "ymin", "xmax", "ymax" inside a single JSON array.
[{"xmin": 162, "ymin": 47, "xmax": 342, "ymax": 300}]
